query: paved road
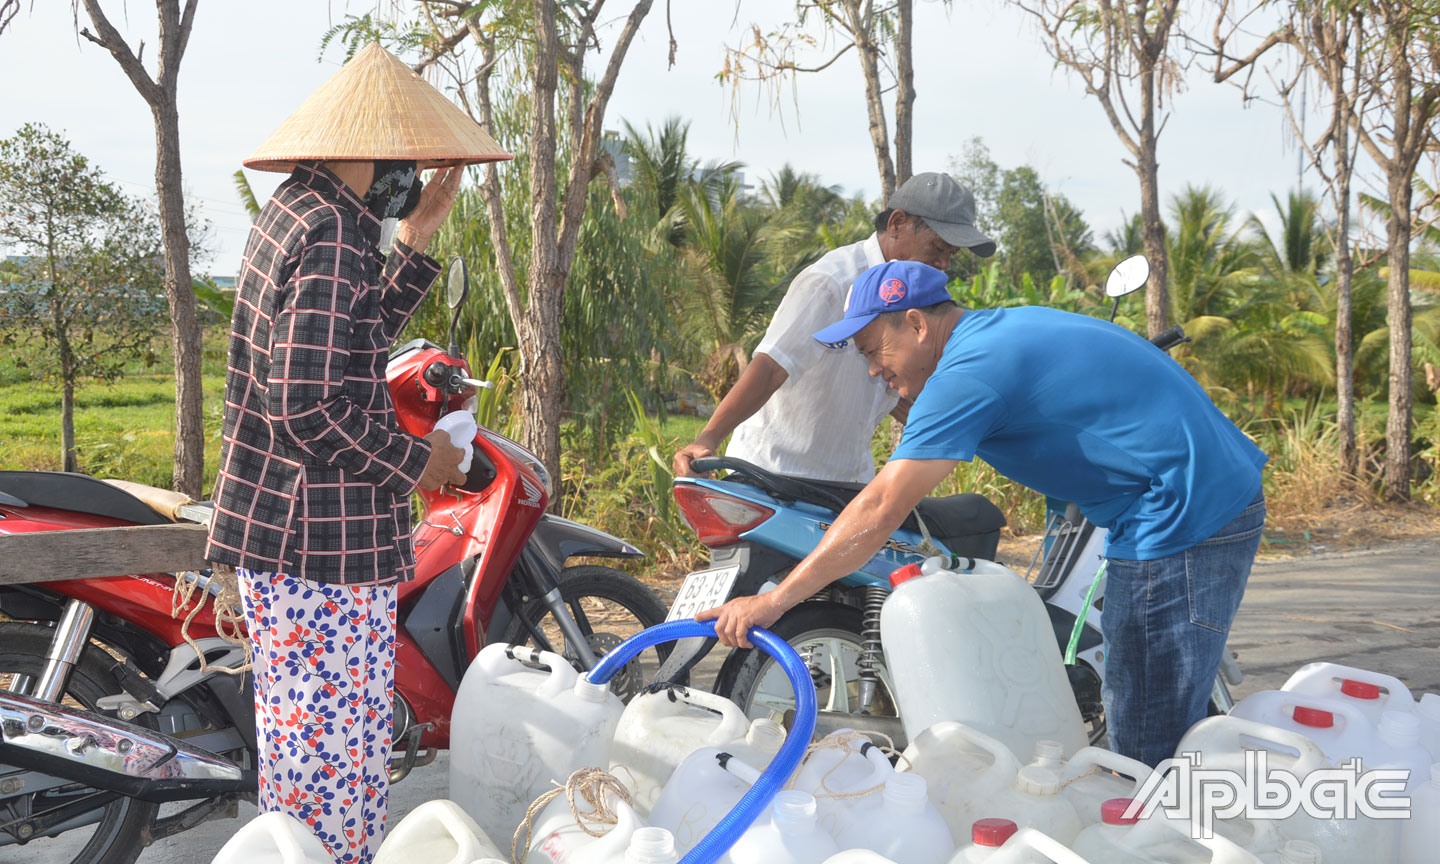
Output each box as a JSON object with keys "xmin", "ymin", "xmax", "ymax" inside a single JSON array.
[{"xmin": 24, "ymin": 542, "xmax": 1440, "ymax": 864}]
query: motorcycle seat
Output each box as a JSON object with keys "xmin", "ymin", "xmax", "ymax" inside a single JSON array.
[
  {"xmin": 714, "ymin": 459, "xmax": 1007, "ymax": 556},
  {"xmin": 0, "ymin": 470, "xmax": 172, "ymax": 527}
]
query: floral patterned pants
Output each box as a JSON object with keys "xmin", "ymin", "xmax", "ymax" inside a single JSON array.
[{"xmin": 238, "ymin": 570, "xmax": 397, "ymax": 864}]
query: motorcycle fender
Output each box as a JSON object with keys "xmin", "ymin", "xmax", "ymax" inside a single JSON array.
[{"xmin": 528, "ymin": 513, "xmax": 644, "ymax": 576}]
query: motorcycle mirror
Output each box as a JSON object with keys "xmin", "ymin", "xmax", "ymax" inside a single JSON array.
[
  {"xmin": 445, "ymin": 258, "xmax": 469, "ymax": 356},
  {"xmin": 1105, "ymin": 255, "xmax": 1150, "ymax": 299},
  {"xmin": 445, "ymin": 257, "xmax": 470, "ymax": 310}
]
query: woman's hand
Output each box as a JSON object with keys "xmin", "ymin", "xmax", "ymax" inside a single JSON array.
[{"xmin": 395, "ymin": 166, "xmax": 463, "ymax": 253}]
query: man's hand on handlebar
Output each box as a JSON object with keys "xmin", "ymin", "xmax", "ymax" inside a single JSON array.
[{"xmin": 673, "ymin": 440, "xmax": 717, "ymax": 477}]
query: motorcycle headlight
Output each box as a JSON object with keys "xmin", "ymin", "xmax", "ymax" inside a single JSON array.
[
  {"xmin": 481, "ymin": 429, "xmax": 553, "ymax": 500},
  {"xmin": 527, "ymin": 457, "xmax": 553, "ymax": 500}
]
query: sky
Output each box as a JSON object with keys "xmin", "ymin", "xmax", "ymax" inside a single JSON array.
[{"xmin": 0, "ymin": 0, "xmax": 1360, "ymax": 278}]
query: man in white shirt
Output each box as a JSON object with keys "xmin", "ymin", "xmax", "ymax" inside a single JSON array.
[{"xmin": 673, "ymin": 173, "xmax": 997, "ymax": 482}]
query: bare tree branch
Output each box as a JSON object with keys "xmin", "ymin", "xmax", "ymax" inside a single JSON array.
[
  {"xmin": 0, "ymin": 0, "xmax": 26, "ymax": 36},
  {"xmin": 76, "ymin": 0, "xmax": 160, "ymax": 104}
]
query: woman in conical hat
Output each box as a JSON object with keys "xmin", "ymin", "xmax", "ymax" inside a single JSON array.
[{"xmin": 206, "ymin": 43, "xmax": 510, "ymax": 864}]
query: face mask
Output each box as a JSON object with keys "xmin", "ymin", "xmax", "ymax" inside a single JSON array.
[{"xmin": 363, "ymin": 160, "xmax": 423, "ymax": 220}]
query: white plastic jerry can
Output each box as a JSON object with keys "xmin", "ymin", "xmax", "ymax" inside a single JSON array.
[
  {"xmin": 1176, "ymin": 715, "xmax": 1397, "ymax": 864},
  {"xmin": 527, "ymin": 790, "xmax": 657, "ymax": 864},
  {"xmin": 1231, "ymin": 692, "xmax": 1432, "ymax": 794},
  {"xmin": 881, "ymin": 560, "xmax": 1088, "ymax": 760},
  {"xmin": 1398, "ymin": 763, "xmax": 1440, "ymax": 864},
  {"xmin": 723, "ymin": 790, "xmax": 840, "ymax": 864},
  {"xmin": 1280, "ymin": 662, "xmax": 1417, "ymax": 724},
  {"xmin": 1056, "ymin": 746, "xmax": 1154, "ymax": 830},
  {"xmin": 610, "ymin": 685, "xmax": 784, "ymax": 815},
  {"xmin": 1418, "ymin": 694, "xmax": 1440, "ymax": 761},
  {"xmin": 902, "ymin": 721, "xmax": 1022, "ymax": 842},
  {"xmin": 984, "ymin": 755, "xmax": 1083, "ymax": 845},
  {"xmin": 987, "ymin": 827, "xmax": 1095, "ymax": 864},
  {"xmin": 833, "ymin": 772, "xmax": 957, "ymax": 864},
  {"xmin": 373, "ymin": 799, "xmax": 503, "ymax": 864},
  {"xmin": 448, "ymin": 643, "xmax": 624, "ymax": 847},
  {"xmin": 1229, "ymin": 690, "xmax": 1378, "ymax": 765},
  {"xmin": 648, "ymin": 748, "xmax": 760, "ymax": 855},
  {"xmin": 949, "ymin": 818, "xmax": 1019, "ymax": 862},
  {"xmin": 209, "ymin": 812, "xmax": 335, "ymax": 864},
  {"xmin": 792, "ymin": 730, "xmax": 896, "ymax": 837}
]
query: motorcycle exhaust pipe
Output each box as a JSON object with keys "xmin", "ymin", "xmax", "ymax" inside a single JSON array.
[
  {"xmin": 0, "ymin": 690, "xmax": 253, "ymax": 803},
  {"xmin": 783, "ymin": 708, "xmax": 909, "ymax": 751}
]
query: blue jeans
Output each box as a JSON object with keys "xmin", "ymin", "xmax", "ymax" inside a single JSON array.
[{"xmin": 1101, "ymin": 493, "xmax": 1266, "ymax": 766}]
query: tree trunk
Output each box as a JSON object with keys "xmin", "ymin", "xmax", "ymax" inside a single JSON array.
[
  {"xmin": 153, "ymin": 99, "xmax": 203, "ymax": 498},
  {"xmin": 894, "ymin": 0, "xmax": 914, "ymax": 189},
  {"xmin": 518, "ymin": 287, "xmax": 565, "ymax": 506},
  {"xmin": 1333, "ymin": 143, "xmax": 1356, "ymax": 476},
  {"xmin": 846, "ymin": 0, "xmax": 897, "ymax": 201},
  {"xmin": 59, "ymin": 338, "xmax": 77, "ymax": 473},
  {"xmin": 524, "ymin": 0, "xmax": 566, "ymax": 508},
  {"xmin": 1382, "ymin": 161, "xmax": 1414, "ymax": 501},
  {"xmin": 1136, "ymin": 138, "xmax": 1169, "ymax": 337}
]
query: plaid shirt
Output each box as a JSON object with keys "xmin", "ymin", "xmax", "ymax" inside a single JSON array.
[{"xmin": 206, "ymin": 163, "xmax": 439, "ymax": 585}]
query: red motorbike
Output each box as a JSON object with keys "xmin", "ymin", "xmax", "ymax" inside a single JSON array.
[{"xmin": 0, "ymin": 259, "xmax": 668, "ymax": 864}]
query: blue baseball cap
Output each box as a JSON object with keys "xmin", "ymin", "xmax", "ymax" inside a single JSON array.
[{"xmin": 813, "ymin": 260, "xmax": 952, "ymax": 347}]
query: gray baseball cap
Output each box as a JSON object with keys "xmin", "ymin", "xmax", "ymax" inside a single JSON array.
[{"xmin": 887, "ymin": 172, "xmax": 997, "ymax": 258}]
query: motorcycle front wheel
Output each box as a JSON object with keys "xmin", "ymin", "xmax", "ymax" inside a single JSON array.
[
  {"xmin": 0, "ymin": 622, "xmax": 158, "ymax": 864},
  {"xmin": 501, "ymin": 565, "xmax": 670, "ymax": 702}
]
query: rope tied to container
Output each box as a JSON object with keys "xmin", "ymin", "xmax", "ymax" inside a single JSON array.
[
  {"xmin": 511, "ymin": 767, "xmax": 633, "ymax": 864},
  {"xmin": 802, "ymin": 729, "xmax": 912, "ymax": 800}
]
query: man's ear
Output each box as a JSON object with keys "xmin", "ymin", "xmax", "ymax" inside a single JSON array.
[
  {"xmin": 886, "ymin": 209, "xmax": 908, "ymax": 236},
  {"xmin": 905, "ymin": 307, "xmax": 928, "ymax": 340}
]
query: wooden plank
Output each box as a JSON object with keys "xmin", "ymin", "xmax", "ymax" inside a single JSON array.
[{"xmin": 0, "ymin": 523, "xmax": 210, "ymax": 584}]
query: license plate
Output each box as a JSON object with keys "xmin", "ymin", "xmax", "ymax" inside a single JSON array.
[{"xmin": 665, "ymin": 564, "xmax": 741, "ymax": 622}]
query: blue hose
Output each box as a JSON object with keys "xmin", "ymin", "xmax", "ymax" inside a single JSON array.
[{"xmin": 585, "ymin": 619, "xmax": 817, "ymax": 864}]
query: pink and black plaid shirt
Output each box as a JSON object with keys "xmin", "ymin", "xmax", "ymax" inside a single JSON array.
[{"xmin": 206, "ymin": 163, "xmax": 440, "ymax": 585}]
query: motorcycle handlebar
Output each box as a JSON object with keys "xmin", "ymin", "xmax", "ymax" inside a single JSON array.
[{"xmin": 1150, "ymin": 324, "xmax": 1191, "ymax": 353}]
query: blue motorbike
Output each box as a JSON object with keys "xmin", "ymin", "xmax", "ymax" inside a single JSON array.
[{"xmin": 655, "ymin": 255, "xmax": 1239, "ymax": 749}]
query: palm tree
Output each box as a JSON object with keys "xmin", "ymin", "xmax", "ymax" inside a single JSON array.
[
  {"xmin": 1164, "ymin": 186, "xmax": 1332, "ymax": 413},
  {"xmin": 623, "ymin": 117, "xmax": 741, "ymax": 246},
  {"xmin": 667, "ymin": 177, "xmax": 812, "ymax": 400}
]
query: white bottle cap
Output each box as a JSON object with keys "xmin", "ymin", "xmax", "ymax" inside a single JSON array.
[{"xmin": 1016, "ymin": 764, "xmax": 1062, "ymax": 797}]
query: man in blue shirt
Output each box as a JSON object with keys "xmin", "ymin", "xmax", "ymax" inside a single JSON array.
[{"xmin": 700, "ymin": 260, "xmax": 1268, "ymax": 765}]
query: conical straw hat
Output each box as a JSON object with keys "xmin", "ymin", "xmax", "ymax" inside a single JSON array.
[{"xmin": 245, "ymin": 42, "xmax": 512, "ymax": 172}]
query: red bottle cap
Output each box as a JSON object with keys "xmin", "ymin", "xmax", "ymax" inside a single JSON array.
[
  {"xmin": 889, "ymin": 563, "xmax": 924, "ymax": 589},
  {"xmin": 1101, "ymin": 798, "xmax": 1141, "ymax": 826},
  {"xmin": 1293, "ymin": 706, "xmax": 1335, "ymax": 728},
  {"xmin": 1341, "ymin": 679, "xmax": 1381, "ymax": 700},
  {"xmin": 971, "ymin": 818, "xmax": 1019, "ymax": 846}
]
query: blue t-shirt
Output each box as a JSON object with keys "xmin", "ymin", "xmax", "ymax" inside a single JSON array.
[{"xmin": 891, "ymin": 306, "xmax": 1268, "ymax": 560}]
